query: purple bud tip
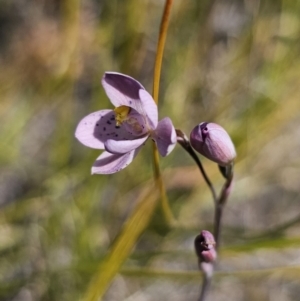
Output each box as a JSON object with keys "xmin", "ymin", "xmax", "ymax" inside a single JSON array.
[
  {"xmin": 194, "ymin": 230, "xmax": 217, "ymax": 263},
  {"xmin": 190, "ymin": 122, "xmax": 236, "ymax": 166}
]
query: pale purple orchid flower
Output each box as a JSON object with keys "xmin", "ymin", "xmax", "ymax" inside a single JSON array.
[
  {"xmin": 75, "ymin": 72, "xmax": 177, "ymax": 174},
  {"xmin": 190, "ymin": 122, "xmax": 236, "ymax": 166}
]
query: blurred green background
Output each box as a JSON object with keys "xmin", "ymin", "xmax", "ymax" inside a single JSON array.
[{"xmin": 1, "ymin": 0, "xmax": 300, "ymax": 300}]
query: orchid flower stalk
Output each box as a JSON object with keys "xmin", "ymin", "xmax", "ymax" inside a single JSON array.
[{"xmin": 177, "ymin": 123, "xmax": 236, "ymax": 301}]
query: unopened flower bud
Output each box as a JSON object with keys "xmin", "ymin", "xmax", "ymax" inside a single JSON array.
[
  {"xmin": 190, "ymin": 122, "xmax": 236, "ymax": 166},
  {"xmin": 194, "ymin": 230, "xmax": 217, "ymax": 263}
]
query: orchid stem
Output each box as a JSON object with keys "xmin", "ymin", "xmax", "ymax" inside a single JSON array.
[
  {"xmin": 152, "ymin": 143, "xmax": 175, "ymax": 224},
  {"xmin": 214, "ymin": 166, "xmax": 233, "ymax": 250},
  {"xmin": 151, "ymin": 0, "xmax": 175, "ymax": 225},
  {"xmin": 176, "ymin": 129, "xmax": 217, "ymax": 204},
  {"xmin": 214, "ymin": 204, "xmax": 223, "ymax": 251},
  {"xmin": 198, "ymin": 262, "xmax": 214, "ymax": 301},
  {"xmin": 176, "ymin": 127, "xmax": 234, "ymax": 249},
  {"xmin": 152, "ymin": 0, "xmax": 173, "ymax": 103},
  {"xmin": 198, "ymin": 272, "xmax": 212, "ymax": 301},
  {"xmin": 176, "ymin": 128, "xmax": 235, "ymax": 300}
]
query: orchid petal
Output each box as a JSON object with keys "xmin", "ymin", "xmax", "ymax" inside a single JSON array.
[
  {"xmin": 91, "ymin": 149, "xmax": 140, "ymax": 174},
  {"xmin": 152, "ymin": 117, "xmax": 177, "ymax": 157},
  {"xmin": 102, "ymin": 72, "xmax": 145, "ymax": 114},
  {"xmin": 105, "ymin": 135, "xmax": 148, "ymax": 154},
  {"xmin": 139, "ymin": 89, "xmax": 158, "ymax": 129},
  {"xmin": 75, "ymin": 110, "xmax": 136, "ymax": 149}
]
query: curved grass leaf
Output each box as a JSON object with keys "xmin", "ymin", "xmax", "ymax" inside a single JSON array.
[{"xmin": 82, "ymin": 187, "xmax": 159, "ymax": 301}]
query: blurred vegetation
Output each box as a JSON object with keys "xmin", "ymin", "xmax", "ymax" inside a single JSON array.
[{"xmin": 1, "ymin": 0, "xmax": 300, "ymax": 300}]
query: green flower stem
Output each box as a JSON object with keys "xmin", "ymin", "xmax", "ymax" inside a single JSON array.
[
  {"xmin": 152, "ymin": 0, "xmax": 173, "ymax": 103},
  {"xmin": 152, "ymin": 144, "xmax": 175, "ymax": 224},
  {"xmin": 152, "ymin": 0, "xmax": 175, "ymax": 225}
]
